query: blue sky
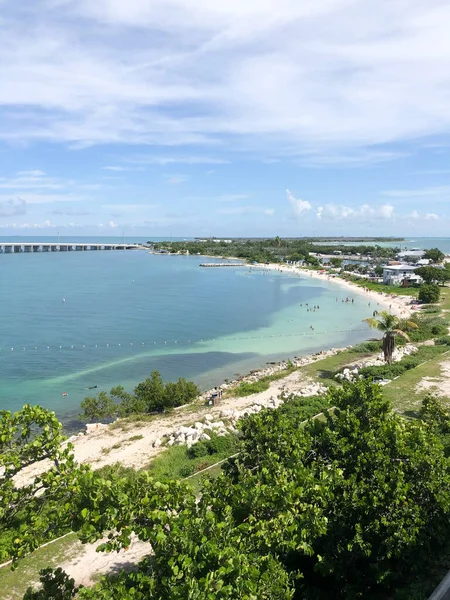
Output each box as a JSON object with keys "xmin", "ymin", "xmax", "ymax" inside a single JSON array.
[{"xmin": 1, "ymin": 0, "xmax": 450, "ymax": 237}]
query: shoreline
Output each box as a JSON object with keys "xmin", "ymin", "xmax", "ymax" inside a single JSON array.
[{"xmin": 14, "ymin": 257, "xmax": 419, "ymax": 483}]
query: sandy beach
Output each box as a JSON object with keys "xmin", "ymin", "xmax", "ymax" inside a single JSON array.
[
  {"xmin": 14, "ymin": 262, "xmax": 416, "ymax": 484},
  {"xmin": 258, "ymin": 263, "xmax": 414, "ymax": 318}
]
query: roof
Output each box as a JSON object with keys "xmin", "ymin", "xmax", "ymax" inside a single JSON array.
[
  {"xmin": 383, "ymin": 264, "xmax": 418, "ymax": 272},
  {"xmin": 397, "ymin": 250, "xmax": 425, "ymax": 258}
]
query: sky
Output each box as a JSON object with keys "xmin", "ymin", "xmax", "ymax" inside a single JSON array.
[{"xmin": 1, "ymin": 0, "xmax": 450, "ymax": 238}]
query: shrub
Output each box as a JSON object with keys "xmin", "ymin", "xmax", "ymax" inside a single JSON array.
[
  {"xmin": 358, "ymin": 347, "xmax": 444, "ymax": 381},
  {"xmin": 187, "ymin": 432, "xmax": 238, "ymax": 459},
  {"xmin": 234, "ymin": 380, "xmax": 270, "ymax": 397},
  {"xmin": 436, "ymin": 336, "xmax": 450, "ymax": 346},
  {"xmin": 419, "ymin": 283, "xmax": 441, "ymax": 304},
  {"xmin": 348, "ymin": 341, "xmax": 382, "ymax": 354}
]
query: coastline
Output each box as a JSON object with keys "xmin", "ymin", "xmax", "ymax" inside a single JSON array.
[
  {"xmin": 14, "ymin": 257, "xmax": 418, "ymax": 484},
  {"xmin": 259, "ymin": 263, "xmax": 414, "ymax": 318}
]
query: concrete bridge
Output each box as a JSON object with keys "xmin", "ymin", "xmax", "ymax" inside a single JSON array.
[{"xmin": 0, "ymin": 243, "xmax": 142, "ymax": 254}]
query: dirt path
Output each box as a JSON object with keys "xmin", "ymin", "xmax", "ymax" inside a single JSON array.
[
  {"xmin": 416, "ymin": 360, "xmax": 450, "ymax": 397},
  {"xmin": 59, "ymin": 536, "xmax": 151, "ymax": 588}
]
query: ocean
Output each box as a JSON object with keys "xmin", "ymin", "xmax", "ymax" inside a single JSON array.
[
  {"xmin": 0, "ymin": 247, "xmax": 379, "ymax": 429},
  {"xmin": 2, "ymin": 236, "xmax": 448, "ymax": 429}
]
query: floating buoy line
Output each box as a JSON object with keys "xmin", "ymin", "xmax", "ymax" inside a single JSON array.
[{"xmin": 0, "ymin": 327, "xmax": 369, "ymax": 354}]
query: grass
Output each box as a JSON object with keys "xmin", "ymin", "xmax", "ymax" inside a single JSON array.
[
  {"xmin": 146, "ymin": 435, "xmax": 239, "ymax": 482},
  {"xmin": 440, "ymin": 286, "xmax": 450, "ymax": 311},
  {"xmin": 0, "ymin": 534, "xmax": 80, "ymax": 600},
  {"xmin": 382, "ymin": 348, "xmax": 450, "ymax": 416},
  {"xmin": 342, "ymin": 276, "xmax": 420, "ymax": 297},
  {"xmin": 228, "ymin": 364, "xmax": 298, "ymax": 397},
  {"xmin": 300, "ymin": 348, "xmax": 377, "ymax": 386}
]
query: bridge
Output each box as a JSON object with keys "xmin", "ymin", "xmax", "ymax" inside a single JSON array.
[{"xmin": 0, "ymin": 242, "xmax": 142, "ymax": 254}]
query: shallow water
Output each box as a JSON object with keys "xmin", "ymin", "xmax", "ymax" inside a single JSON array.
[{"xmin": 0, "ymin": 250, "xmax": 375, "ymax": 425}]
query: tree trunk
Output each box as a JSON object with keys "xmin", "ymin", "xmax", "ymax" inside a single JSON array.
[{"xmin": 382, "ymin": 332, "xmax": 395, "ymax": 364}]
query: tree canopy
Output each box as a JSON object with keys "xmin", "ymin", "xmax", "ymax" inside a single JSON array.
[
  {"xmin": 20, "ymin": 382, "xmax": 450, "ymax": 599},
  {"xmin": 415, "ymin": 265, "xmax": 449, "ymax": 284},
  {"xmin": 424, "ymin": 248, "xmax": 445, "ymax": 264},
  {"xmin": 80, "ymin": 371, "xmax": 200, "ymax": 421}
]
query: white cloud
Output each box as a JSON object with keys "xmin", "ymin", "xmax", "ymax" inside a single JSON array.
[
  {"xmin": 2, "ymin": 1, "xmax": 450, "ymax": 159},
  {"xmin": 0, "ymin": 198, "xmax": 27, "ymax": 217},
  {"xmin": 426, "ymin": 213, "xmax": 438, "ymax": 220},
  {"xmin": 17, "ymin": 170, "xmax": 46, "ymax": 177},
  {"xmin": 108, "ymin": 220, "xmax": 118, "ymax": 228},
  {"xmin": 408, "ymin": 210, "xmax": 420, "ymax": 219},
  {"xmin": 286, "ymin": 189, "xmax": 312, "ymax": 217},
  {"xmin": 264, "ymin": 208, "xmax": 275, "ymax": 216},
  {"xmin": 316, "ymin": 203, "xmax": 395, "ymax": 221}
]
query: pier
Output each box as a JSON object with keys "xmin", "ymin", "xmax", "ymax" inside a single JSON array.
[{"xmin": 0, "ymin": 243, "xmax": 141, "ymax": 254}]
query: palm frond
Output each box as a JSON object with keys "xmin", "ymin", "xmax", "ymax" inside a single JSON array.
[
  {"xmin": 393, "ymin": 329, "xmax": 411, "ymax": 342},
  {"xmin": 363, "ymin": 317, "xmax": 381, "ymax": 330},
  {"xmin": 405, "ymin": 321, "xmax": 419, "ymax": 330}
]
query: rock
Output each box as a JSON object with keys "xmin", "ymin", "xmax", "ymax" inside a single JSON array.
[
  {"xmin": 203, "ymin": 414, "xmax": 213, "ymax": 422},
  {"xmin": 85, "ymin": 423, "xmax": 108, "ymax": 435},
  {"xmin": 153, "ymin": 438, "xmax": 162, "ymax": 448},
  {"xmin": 194, "ymin": 422, "xmax": 204, "ymax": 430},
  {"xmin": 200, "ymin": 433, "xmax": 211, "ymax": 441},
  {"xmin": 167, "ymin": 438, "xmax": 175, "ymax": 447}
]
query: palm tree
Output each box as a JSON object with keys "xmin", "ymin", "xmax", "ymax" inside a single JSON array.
[
  {"xmin": 274, "ymin": 236, "xmax": 281, "ymax": 248},
  {"xmin": 363, "ymin": 311, "xmax": 418, "ymax": 364}
]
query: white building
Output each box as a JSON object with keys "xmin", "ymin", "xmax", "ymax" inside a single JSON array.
[{"xmin": 383, "ymin": 265, "xmax": 422, "ymax": 286}]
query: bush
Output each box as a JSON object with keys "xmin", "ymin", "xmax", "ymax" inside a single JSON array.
[
  {"xmin": 436, "ymin": 336, "xmax": 450, "ymax": 346},
  {"xmin": 348, "ymin": 341, "xmax": 382, "ymax": 354},
  {"xmin": 80, "ymin": 371, "xmax": 200, "ymax": 420},
  {"xmin": 187, "ymin": 432, "xmax": 238, "ymax": 459},
  {"xmin": 419, "ymin": 283, "xmax": 441, "ymax": 304},
  {"xmin": 358, "ymin": 347, "xmax": 444, "ymax": 381},
  {"xmin": 234, "ymin": 380, "xmax": 270, "ymax": 397}
]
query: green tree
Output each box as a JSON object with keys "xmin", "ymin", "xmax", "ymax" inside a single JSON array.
[
  {"xmin": 418, "ymin": 282, "xmax": 441, "ymax": 304},
  {"xmin": 374, "ymin": 265, "xmax": 384, "ymax": 277},
  {"xmin": 363, "ymin": 311, "xmax": 417, "ymax": 364},
  {"xmin": 415, "ymin": 265, "xmax": 449, "ymax": 284},
  {"xmin": 329, "ymin": 257, "xmax": 343, "ymax": 268},
  {"xmin": 24, "ymin": 568, "xmax": 80, "ymax": 599},
  {"xmin": 22, "ymin": 382, "xmax": 450, "ymax": 599},
  {"xmin": 0, "ymin": 406, "xmax": 88, "ymax": 563},
  {"xmin": 424, "ymin": 247, "xmax": 445, "ymax": 264},
  {"xmin": 79, "ymin": 391, "xmax": 117, "ymax": 422},
  {"xmin": 274, "ymin": 236, "xmax": 282, "ymax": 248}
]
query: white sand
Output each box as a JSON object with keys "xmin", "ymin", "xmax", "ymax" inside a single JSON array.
[{"xmin": 257, "ymin": 263, "xmax": 414, "ymax": 319}]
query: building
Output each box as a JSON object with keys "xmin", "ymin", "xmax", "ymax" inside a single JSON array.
[
  {"xmin": 383, "ymin": 265, "xmax": 422, "ymax": 286},
  {"xmin": 397, "ymin": 250, "xmax": 426, "ymax": 260}
]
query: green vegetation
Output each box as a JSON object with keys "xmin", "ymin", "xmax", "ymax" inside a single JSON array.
[
  {"xmin": 341, "ymin": 275, "xmax": 420, "ymax": 296},
  {"xmin": 148, "ymin": 433, "xmax": 239, "ymax": 481},
  {"xmin": 19, "ymin": 381, "xmax": 450, "ymax": 599},
  {"xmin": 415, "ymin": 265, "xmax": 450, "ymax": 284},
  {"xmin": 424, "ymin": 247, "xmax": 446, "ymax": 264},
  {"xmin": 80, "ymin": 371, "xmax": 199, "ymax": 421},
  {"xmin": 0, "ymin": 534, "xmax": 80, "ymax": 600},
  {"xmin": 418, "ymin": 282, "xmax": 441, "ymax": 304},
  {"xmin": 358, "ymin": 345, "xmax": 446, "ymax": 381},
  {"xmin": 364, "ymin": 310, "xmax": 417, "ymax": 364},
  {"xmin": 151, "ymin": 238, "xmax": 401, "ymax": 264},
  {"xmin": 230, "ymin": 363, "xmax": 297, "ymax": 397}
]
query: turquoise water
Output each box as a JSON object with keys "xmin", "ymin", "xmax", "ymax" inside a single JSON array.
[{"xmin": 1, "ymin": 250, "xmax": 380, "ymax": 428}]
